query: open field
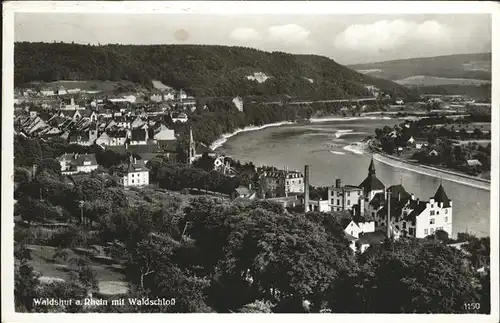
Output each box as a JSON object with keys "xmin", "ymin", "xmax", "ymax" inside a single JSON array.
[
  {"xmin": 395, "ymin": 76, "xmax": 491, "ymax": 87},
  {"xmin": 25, "ymin": 244, "xmax": 128, "ymax": 295}
]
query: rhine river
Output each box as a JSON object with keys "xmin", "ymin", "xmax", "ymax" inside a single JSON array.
[{"xmin": 215, "ymin": 118, "xmax": 490, "ymax": 238}]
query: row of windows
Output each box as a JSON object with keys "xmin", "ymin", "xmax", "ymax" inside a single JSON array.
[
  {"xmin": 286, "ymin": 180, "xmax": 302, "ymax": 185},
  {"xmin": 430, "ymin": 209, "xmax": 448, "ymax": 216},
  {"xmin": 335, "ymin": 191, "xmax": 361, "ymax": 197},
  {"xmin": 429, "ymin": 217, "xmax": 448, "ymax": 225},
  {"xmin": 424, "ymin": 227, "xmax": 444, "ymax": 235},
  {"xmin": 330, "ymin": 199, "xmax": 351, "ymax": 206},
  {"xmin": 130, "ymin": 173, "xmax": 147, "ymax": 177}
]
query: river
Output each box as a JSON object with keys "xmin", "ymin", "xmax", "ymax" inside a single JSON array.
[{"xmin": 215, "ymin": 118, "xmax": 491, "ymax": 238}]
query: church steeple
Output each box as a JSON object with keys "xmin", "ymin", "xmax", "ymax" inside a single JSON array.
[{"xmin": 368, "ymin": 157, "xmax": 376, "ymax": 175}]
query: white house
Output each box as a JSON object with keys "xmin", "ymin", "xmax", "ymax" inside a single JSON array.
[
  {"xmin": 407, "ymin": 136, "xmax": 415, "ymax": 145},
  {"xmin": 306, "ymin": 199, "xmax": 330, "ymax": 213},
  {"xmin": 163, "ymin": 93, "xmax": 175, "ymax": 101},
  {"xmin": 59, "ymin": 153, "xmax": 99, "ymax": 175},
  {"xmin": 153, "ymin": 125, "xmax": 176, "ymax": 141},
  {"xmin": 116, "ymin": 156, "xmax": 150, "ymax": 187},
  {"xmin": 40, "ymin": 89, "xmax": 55, "ymax": 96},
  {"xmin": 171, "ymin": 112, "xmax": 188, "ymax": 123},
  {"xmin": 343, "ymin": 219, "xmax": 376, "ymax": 239},
  {"xmin": 57, "ymin": 86, "xmax": 68, "ymax": 95}
]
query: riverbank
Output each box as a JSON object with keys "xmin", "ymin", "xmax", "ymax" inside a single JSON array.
[
  {"xmin": 210, "ymin": 121, "xmax": 296, "ymax": 151},
  {"xmin": 372, "ymin": 152, "xmax": 490, "ymax": 191},
  {"xmin": 210, "ymin": 115, "xmax": 398, "ymax": 151}
]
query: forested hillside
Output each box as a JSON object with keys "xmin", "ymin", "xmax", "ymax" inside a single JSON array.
[
  {"xmin": 350, "ymin": 53, "xmax": 492, "ymax": 81},
  {"xmin": 15, "ymin": 42, "xmax": 415, "ymax": 100}
]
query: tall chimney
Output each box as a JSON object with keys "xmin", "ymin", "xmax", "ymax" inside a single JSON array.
[
  {"xmin": 304, "ymin": 165, "xmax": 310, "ymax": 213},
  {"xmin": 336, "ymin": 179, "xmax": 341, "ymax": 188},
  {"xmin": 387, "ymin": 189, "xmax": 391, "ymax": 239}
]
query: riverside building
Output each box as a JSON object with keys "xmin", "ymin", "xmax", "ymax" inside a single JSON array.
[{"xmin": 333, "ymin": 157, "xmax": 453, "ymax": 239}]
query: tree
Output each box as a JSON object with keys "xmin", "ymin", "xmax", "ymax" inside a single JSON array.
[
  {"xmin": 238, "ymin": 300, "xmax": 275, "ymax": 313},
  {"xmin": 332, "ymin": 239, "xmax": 481, "ymax": 313},
  {"xmin": 14, "ymin": 243, "xmax": 40, "ymax": 312}
]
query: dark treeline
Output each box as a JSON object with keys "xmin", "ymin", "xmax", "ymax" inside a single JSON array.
[{"xmin": 15, "ymin": 42, "xmax": 417, "ymax": 100}]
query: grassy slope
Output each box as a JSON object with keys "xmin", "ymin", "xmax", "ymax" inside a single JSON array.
[{"xmin": 15, "ymin": 42, "xmax": 417, "ymax": 100}]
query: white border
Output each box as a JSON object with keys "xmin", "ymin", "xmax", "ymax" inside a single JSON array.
[{"xmin": 2, "ymin": 2, "xmax": 499, "ymax": 323}]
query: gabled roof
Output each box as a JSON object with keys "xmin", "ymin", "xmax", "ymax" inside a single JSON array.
[
  {"xmin": 118, "ymin": 159, "xmax": 149, "ymax": 174},
  {"xmin": 403, "ymin": 200, "xmax": 428, "ymax": 222},
  {"xmin": 340, "ymin": 218, "xmax": 356, "ymax": 229},
  {"xmin": 387, "ymin": 184, "xmax": 412, "ymax": 205},
  {"xmin": 433, "ymin": 184, "xmax": 451, "ymax": 208}
]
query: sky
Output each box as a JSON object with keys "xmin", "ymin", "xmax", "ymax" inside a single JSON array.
[{"xmin": 14, "ymin": 13, "xmax": 492, "ymax": 65}]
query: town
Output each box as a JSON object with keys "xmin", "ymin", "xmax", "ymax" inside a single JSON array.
[
  {"xmin": 13, "ymin": 83, "xmax": 490, "ymax": 314},
  {"xmin": 9, "ymin": 12, "xmax": 492, "ymax": 314}
]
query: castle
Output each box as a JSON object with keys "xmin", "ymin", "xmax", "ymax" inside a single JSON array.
[{"xmin": 330, "ymin": 157, "xmax": 453, "ymax": 239}]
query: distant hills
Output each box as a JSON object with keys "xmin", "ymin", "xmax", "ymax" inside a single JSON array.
[
  {"xmin": 349, "ymin": 53, "xmax": 492, "ymax": 84},
  {"xmin": 14, "ymin": 42, "xmax": 416, "ymax": 100}
]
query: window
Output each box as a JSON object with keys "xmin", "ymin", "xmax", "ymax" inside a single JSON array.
[
  {"xmin": 445, "ymin": 216, "xmax": 448, "ymax": 222},
  {"xmin": 402, "ymin": 222, "xmax": 407, "ymax": 229},
  {"xmin": 430, "ymin": 210, "xmax": 435, "ymax": 216},
  {"xmin": 436, "ymin": 211, "xmax": 439, "ymax": 215},
  {"xmin": 132, "ymin": 173, "xmax": 134, "ymax": 177},
  {"xmin": 445, "ymin": 209, "xmax": 448, "ymax": 214},
  {"xmin": 337, "ymin": 191, "xmax": 341, "ymax": 197},
  {"xmin": 430, "ymin": 228, "xmax": 434, "ymax": 234},
  {"xmin": 132, "ymin": 180, "xmax": 134, "ymax": 184},
  {"xmin": 347, "ymin": 192, "xmax": 350, "ymax": 197},
  {"xmin": 347, "ymin": 200, "xmax": 351, "ymax": 206},
  {"xmin": 424, "ymin": 229, "xmax": 428, "ymax": 235},
  {"xmin": 430, "ymin": 204, "xmax": 433, "ymax": 208},
  {"xmin": 409, "ymin": 228, "xmax": 415, "ymax": 236},
  {"xmin": 350, "ymin": 231, "xmax": 353, "ymax": 235},
  {"xmin": 337, "ymin": 200, "xmax": 340, "ymax": 206},
  {"xmin": 430, "ymin": 218, "xmax": 435, "ymax": 225},
  {"xmin": 331, "ymin": 199, "xmax": 334, "ymax": 204}
]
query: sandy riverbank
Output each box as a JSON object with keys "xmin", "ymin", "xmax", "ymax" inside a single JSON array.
[{"xmin": 210, "ymin": 121, "xmax": 296, "ymax": 151}]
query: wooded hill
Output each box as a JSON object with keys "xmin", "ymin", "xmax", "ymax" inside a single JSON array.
[{"xmin": 15, "ymin": 42, "xmax": 416, "ymax": 100}]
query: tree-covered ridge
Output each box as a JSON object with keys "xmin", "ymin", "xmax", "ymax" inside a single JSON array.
[{"xmin": 15, "ymin": 42, "xmax": 415, "ymax": 100}]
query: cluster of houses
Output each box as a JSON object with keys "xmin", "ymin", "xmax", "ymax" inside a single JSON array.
[{"xmin": 230, "ymin": 158, "xmax": 453, "ymax": 254}]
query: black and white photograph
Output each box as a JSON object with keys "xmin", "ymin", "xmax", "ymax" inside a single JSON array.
[{"xmin": 2, "ymin": 1, "xmax": 499, "ymax": 321}]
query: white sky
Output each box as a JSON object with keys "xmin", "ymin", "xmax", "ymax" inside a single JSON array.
[{"xmin": 15, "ymin": 13, "xmax": 492, "ymax": 64}]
